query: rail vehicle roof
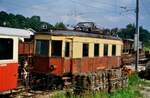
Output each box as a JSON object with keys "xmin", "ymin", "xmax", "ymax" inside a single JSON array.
[
  {"xmin": 123, "ymin": 39, "xmax": 134, "ymax": 42},
  {"xmin": 36, "ymin": 30, "xmax": 122, "ymax": 40},
  {"xmin": 0, "ymin": 27, "xmax": 34, "ymax": 38}
]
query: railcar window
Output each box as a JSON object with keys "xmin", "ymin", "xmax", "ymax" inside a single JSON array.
[
  {"xmin": 65, "ymin": 42, "xmax": 70, "ymax": 57},
  {"xmin": 94, "ymin": 44, "xmax": 99, "ymax": 57},
  {"xmin": 83, "ymin": 43, "xmax": 89, "ymax": 57},
  {"xmin": 36, "ymin": 40, "xmax": 49, "ymax": 56},
  {"xmin": 112, "ymin": 45, "xmax": 116, "ymax": 56},
  {"xmin": 51, "ymin": 40, "xmax": 62, "ymax": 57},
  {"xmin": 0, "ymin": 38, "xmax": 13, "ymax": 60},
  {"xmin": 104, "ymin": 44, "xmax": 108, "ymax": 56}
]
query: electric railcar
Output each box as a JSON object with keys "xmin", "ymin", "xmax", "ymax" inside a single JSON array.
[
  {"xmin": 0, "ymin": 27, "xmax": 32, "ymax": 94},
  {"xmin": 31, "ymin": 30, "xmax": 123, "ymax": 89}
]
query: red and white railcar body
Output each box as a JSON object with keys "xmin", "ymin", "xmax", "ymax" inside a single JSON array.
[{"xmin": 0, "ymin": 27, "xmax": 33, "ymax": 93}]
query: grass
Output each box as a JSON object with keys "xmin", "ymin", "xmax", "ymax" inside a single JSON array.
[
  {"xmin": 144, "ymin": 47, "xmax": 150, "ymax": 51},
  {"xmin": 144, "ymin": 45, "xmax": 150, "ymax": 51},
  {"xmin": 108, "ymin": 74, "xmax": 142, "ymax": 98},
  {"xmin": 51, "ymin": 74, "xmax": 143, "ymax": 98}
]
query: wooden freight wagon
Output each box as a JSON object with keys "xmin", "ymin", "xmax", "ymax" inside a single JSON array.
[{"xmin": 19, "ymin": 42, "xmax": 33, "ymax": 57}]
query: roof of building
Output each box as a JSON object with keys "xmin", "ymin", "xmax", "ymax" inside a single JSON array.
[
  {"xmin": 36, "ymin": 30, "xmax": 121, "ymax": 40},
  {"xmin": 0, "ymin": 27, "xmax": 34, "ymax": 38}
]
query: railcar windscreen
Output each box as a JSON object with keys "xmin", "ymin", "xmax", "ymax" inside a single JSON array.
[
  {"xmin": 0, "ymin": 38, "xmax": 13, "ymax": 60},
  {"xmin": 35, "ymin": 40, "xmax": 49, "ymax": 56}
]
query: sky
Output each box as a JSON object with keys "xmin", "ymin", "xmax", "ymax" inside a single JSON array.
[{"xmin": 0, "ymin": 0, "xmax": 150, "ymax": 30}]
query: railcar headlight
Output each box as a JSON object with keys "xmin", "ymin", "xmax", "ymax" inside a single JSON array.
[{"xmin": 49, "ymin": 64, "xmax": 55, "ymax": 71}]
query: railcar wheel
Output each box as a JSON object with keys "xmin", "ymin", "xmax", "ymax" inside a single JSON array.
[{"xmin": 47, "ymin": 76, "xmax": 64, "ymax": 90}]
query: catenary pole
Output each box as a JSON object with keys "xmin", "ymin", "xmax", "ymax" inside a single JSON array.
[{"xmin": 135, "ymin": 0, "xmax": 139, "ymax": 71}]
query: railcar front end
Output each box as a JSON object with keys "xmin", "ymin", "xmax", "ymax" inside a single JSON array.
[{"xmin": 0, "ymin": 36, "xmax": 18, "ymax": 94}]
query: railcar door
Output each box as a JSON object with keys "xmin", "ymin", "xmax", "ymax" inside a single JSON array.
[
  {"xmin": 50, "ymin": 40, "xmax": 63, "ymax": 75},
  {"xmin": 50, "ymin": 39, "xmax": 73, "ymax": 75}
]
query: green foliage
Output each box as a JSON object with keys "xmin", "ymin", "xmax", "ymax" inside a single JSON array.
[
  {"xmin": 108, "ymin": 74, "xmax": 141, "ymax": 98},
  {"xmin": 52, "ymin": 92, "xmax": 66, "ymax": 98},
  {"xmin": 110, "ymin": 28, "xmax": 118, "ymax": 35},
  {"xmin": 144, "ymin": 44, "xmax": 150, "ymax": 51},
  {"xmin": 117, "ymin": 24, "xmax": 150, "ymax": 49},
  {"xmin": 128, "ymin": 73, "xmax": 140, "ymax": 85},
  {"xmin": 0, "ymin": 11, "xmax": 149, "ymax": 48},
  {"xmin": 54, "ymin": 22, "xmax": 67, "ymax": 30},
  {"xmin": 0, "ymin": 11, "xmax": 54, "ymax": 31},
  {"xmin": 118, "ymin": 24, "xmax": 135, "ymax": 39},
  {"xmin": 106, "ymin": 23, "xmax": 150, "ymax": 49}
]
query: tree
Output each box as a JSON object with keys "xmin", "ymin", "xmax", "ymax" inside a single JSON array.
[
  {"xmin": 102, "ymin": 28, "xmax": 111, "ymax": 35},
  {"xmin": 15, "ymin": 14, "xmax": 26, "ymax": 28},
  {"xmin": 31, "ymin": 16, "xmax": 40, "ymax": 22},
  {"xmin": 28, "ymin": 17, "xmax": 41, "ymax": 31},
  {"xmin": 110, "ymin": 28, "xmax": 118, "ymax": 35},
  {"xmin": 117, "ymin": 23, "xmax": 150, "ymax": 48},
  {"xmin": 54, "ymin": 22, "xmax": 66, "ymax": 30},
  {"xmin": 0, "ymin": 11, "xmax": 54, "ymax": 32},
  {"xmin": 118, "ymin": 24, "xmax": 135, "ymax": 39},
  {"xmin": 0, "ymin": 11, "xmax": 8, "ymax": 26},
  {"xmin": 139, "ymin": 26, "xmax": 150, "ymax": 43}
]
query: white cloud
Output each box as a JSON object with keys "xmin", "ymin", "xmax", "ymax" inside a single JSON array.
[
  {"xmin": 106, "ymin": 15, "xmax": 122, "ymax": 22},
  {"xmin": 59, "ymin": 15, "xmax": 88, "ymax": 24},
  {"xmin": 0, "ymin": 6, "xmax": 7, "ymax": 11},
  {"xmin": 0, "ymin": 0, "xmax": 149, "ymax": 30}
]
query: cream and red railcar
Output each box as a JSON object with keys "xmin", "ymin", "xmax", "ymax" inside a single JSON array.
[
  {"xmin": 33, "ymin": 30, "xmax": 123, "ymax": 76},
  {"xmin": 0, "ymin": 27, "xmax": 32, "ymax": 94}
]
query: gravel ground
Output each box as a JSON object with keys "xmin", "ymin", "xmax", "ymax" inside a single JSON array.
[
  {"xmin": 140, "ymin": 80, "xmax": 150, "ymax": 98},
  {"xmin": 13, "ymin": 90, "xmax": 66, "ymax": 98}
]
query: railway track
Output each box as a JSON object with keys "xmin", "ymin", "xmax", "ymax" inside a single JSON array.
[
  {"xmin": 0, "ymin": 68, "xmax": 128, "ymax": 98},
  {"xmin": 0, "ymin": 87, "xmax": 68, "ymax": 98}
]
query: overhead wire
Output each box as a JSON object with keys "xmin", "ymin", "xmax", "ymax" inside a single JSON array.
[
  {"xmin": 65, "ymin": 0, "xmax": 122, "ymax": 23},
  {"xmin": 0, "ymin": 0, "xmax": 136, "ymax": 26},
  {"xmin": 70, "ymin": 0, "xmax": 120, "ymax": 14},
  {"xmin": 1, "ymin": 0, "xmax": 121, "ymax": 16}
]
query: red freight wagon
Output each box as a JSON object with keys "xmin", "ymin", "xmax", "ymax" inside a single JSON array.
[
  {"xmin": 0, "ymin": 27, "xmax": 33, "ymax": 94},
  {"xmin": 19, "ymin": 42, "xmax": 33, "ymax": 56}
]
